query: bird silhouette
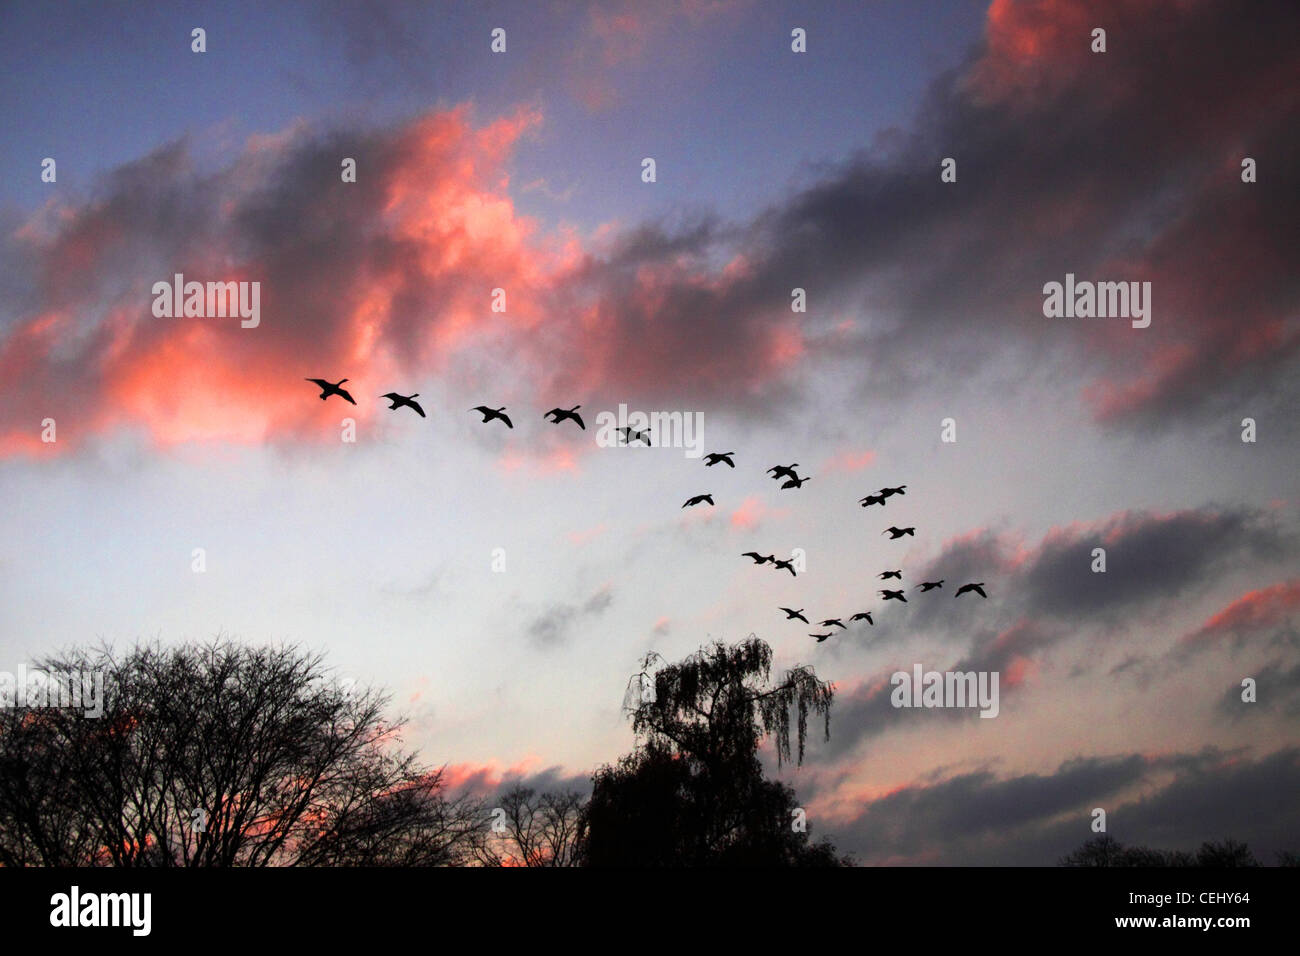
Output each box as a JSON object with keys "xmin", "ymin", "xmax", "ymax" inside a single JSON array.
[
  {"xmin": 767, "ymin": 464, "xmax": 800, "ymax": 482},
  {"xmin": 618, "ymin": 426, "xmax": 652, "ymax": 446},
  {"xmin": 954, "ymin": 582, "xmax": 988, "ymax": 598},
  {"xmin": 471, "ymin": 406, "xmax": 513, "ymax": 428},
  {"xmin": 381, "ymin": 392, "xmax": 425, "ymax": 417},
  {"xmin": 882, "ymin": 526, "xmax": 916, "ymax": 539},
  {"xmin": 878, "ymin": 570, "xmax": 902, "ymax": 580},
  {"xmin": 781, "ymin": 475, "xmax": 812, "ymax": 490},
  {"xmin": 880, "ymin": 589, "xmax": 908, "ymax": 602},
  {"xmin": 916, "ymin": 580, "xmax": 944, "ymax": 592},
  {"xmin": 544, "ymin": 405, "xmax": 584, "ymax": 429},
  {"xmin": 683, "ymin": 494, "xmax": 714, "ymax": 508},
  {"xmin": 306, "ymin": 378, "xmax": 356, "ymax": 405},
  {"xmin": 779, "ymin": 607, "xmax": 809, "ymax": 623},
  {"xmin": 704, "ymin": 452, "xmax": 736, "ymax": 468},
  {"xmin": 880, "ymin": 485, "xmax": 908, "ymax": 498},
  {"xmin": 859, "ymin": 493, "xmax": 886, "ymax": 507},
  {"xmin": 850, "ymin": 611, "xmax": 874, "ymax": 625},
  {"xmin": 810, "ymin": 632, "xmax": 833, "ymax": 643},
  {"xmin": 742, "ymin": 552, "xmax": 776, "ymax": 565},
  {"xmin": 820, "ymin": 618, "xmax": 846, "ymax": 629},
  {"xmin": 772, "ymin": 558, "xmax": 797, "ymax": 577}
]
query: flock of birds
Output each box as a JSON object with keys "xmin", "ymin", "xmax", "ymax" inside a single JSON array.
[
  {"xmin": 730, "ymin": 472, "xmax": 988, "ymax": 642},
  {"xmin": 307, "ymin": 377, "xmax": 545, "ymax": 429},
  {"xmin": 306, "ymin": 377, "xmax": 989, "ymax": 643}
]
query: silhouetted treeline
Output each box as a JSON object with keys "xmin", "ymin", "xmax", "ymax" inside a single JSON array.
[
  {"xmin": 0, "ymin": 638, "xmax": 847, "ymax": 866},
  {"xmin": 1059, "ymin": 835, "xmax": 1298, "ymax": 867},
  {"xmin": 21, "ymin": 638, "xmax": 1292, "ymax": 867}
]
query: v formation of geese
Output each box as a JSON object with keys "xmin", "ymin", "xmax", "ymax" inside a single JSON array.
[{"xmin": 306, "ymin": 379, "xmax": 989, "ymax": 640}]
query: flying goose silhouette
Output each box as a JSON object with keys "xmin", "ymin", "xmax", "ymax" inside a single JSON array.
[
  {"xmin": 879, "ymin": 589, "xmax": 908, "ymax": 602},
  {"xmin": 471, "ymin": 406, "xmax": 513, "ymax": 428},
  {"xmin": 954, "ymin": 582, "xmax": 988, "ymax": 598},
  {"xmin": 859, "ymin": 493, "xmax": 886, "ymax": 507},
  {"xmin": 767, "ymin": 464, "xmax": 799, "ymax": 482},
  {"xmin": 704, "ymin": 452, "xmax": 736, "ymax": 468},
  {"xmin": 880, "ymin": 485, "xmax": 908, "ymax": 498},
  {"xmin": 618, "ymin": 426, "xmax": 652, "ymax": 446},
  {"xmin": 916, "ymin": 580, "xmax": 944, "ymax": 592},
  {"xmin": 544, "ymin": 405, "xmax": 584, "ymax": 429},
  {"xmin": 849, "ymin": 611, "xmax": 874, "ymax": 625},
  {"xmin": 810, "ymin": 632, "xmax": 833, "ymax": 643},
  {"xmin": 381, "ymin": 392, "xmax": 425, "ymax": 417},
  {"xmin": 306, "ymin": 378, "xmax": 356, "ymax": 405},
  {"xmin": 779, "ymin": 607, "xmax": 809, "ymax": 623},
  {"xmin": 682, "ymin": 494, "xmax": 714, "ymax": 508},
  {"xmin": 772, "ymin": 558, "xmax": 797, "ymax": 577},
  {"xmin": 878, "ymin": 570, "xmax": 902, "ymax": 580},
  {"xmin": 781, "ymin": 475, "xmax": 812, "ymax": 490},
  {"xmin": 742, "ymin": 552, "xmax": 776, "ymax": 564},
  {"xmin": 882, "ymin": 526, "xmax": 916, "ymax": 539},
  {"xmin": 820, "ymin": 618, "xmax": 846, "ymax": 629}
]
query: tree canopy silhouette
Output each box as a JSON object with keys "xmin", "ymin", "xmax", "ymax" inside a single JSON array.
[
  {"xmin": 582, "ymin": 636, "xmax": 848, "ymax": 866},
  {"xmin": 472, "ymin": 784, "xmax": 586, "ymax": 867},
  {"xmin": 1058, "ymin": 835, "xmax": 1273, "ymax": 867},
  {"xmin": 0, "ymin": 641, "xmax": 485, "ymax": 866}
]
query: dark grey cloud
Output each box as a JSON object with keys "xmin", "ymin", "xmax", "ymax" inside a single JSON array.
[
  {"xmin": 306, "ymin": 0, "xmax": 449, "ymax": 91},
  {"xmin": 543, "ymin": 0, "xmax": 1300, "ymax": 426},
  {"xmin": 525, "ymin": 585, "xmax": 614, "ymax": 647},
  {"xmin": 489, "ymin": 765, "xmax": 593, "ymax": 802},
  {"xmin": 913, "ymin": 507, "xmax": 1294, "ymax": 633},
  {"xmin": 822, "ymin": 746, "xmax": 1300, "ymax": 865},
  {"xmin": 1217, "ymin": 659, "xmax": 1300, "ymax": 722},
  {"xmin": 808, "ymin": 507, "xmax": 1296, "ymax": 758},
  {"xmin": 1019, "ymin": 509, "xmax": 1290, "ymax": 620},
  {"xmin": 814, "ymin": 620, "xmax": 1053, "ymax": 760},
  {"xmin": 7, "ymin": 1, "xmax": 1297, "ymax": 450}
]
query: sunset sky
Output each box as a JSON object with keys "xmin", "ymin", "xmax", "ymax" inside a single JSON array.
[{"xmin": 1, "ymin": 0, "xmax": 1297, "ymax": 864}]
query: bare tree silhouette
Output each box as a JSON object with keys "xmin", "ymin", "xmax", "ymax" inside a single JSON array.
[
  {"xmin": 1194, "ymin": 838, "xmax": 1261, "ymax": 867},
  {"xmin": 0, "ymin": 641, "xmax": 485, "ymax": 866},
  {"xmin": 472, "ymin": 785, "xmax": 586, "ymax": 866}
]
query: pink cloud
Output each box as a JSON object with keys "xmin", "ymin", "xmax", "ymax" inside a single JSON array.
[
  {"xmin": 820, "ymin": 449, "xmax": 876, "ymax": 474},
  {"xmin": 437, "ymin": 757, "xmax": 545, "ymax": 797},
  {"xmin": 1, "ymin": 100, "xmax": 807, "ymax": 460},
  {"xmin": 567, "ymin": 522, "xmax": 610, "ymax": 547},
  {"xmin": 729, "ymin": 495, "xmax": 770, "ymax": 531},
  {"xmin": 1181, "ymin": 579, "xmax": 1300, "ymax": 650},
  {"xmin": 497, "ymin": 444, "xmax": 580, "ymax": 476}
]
